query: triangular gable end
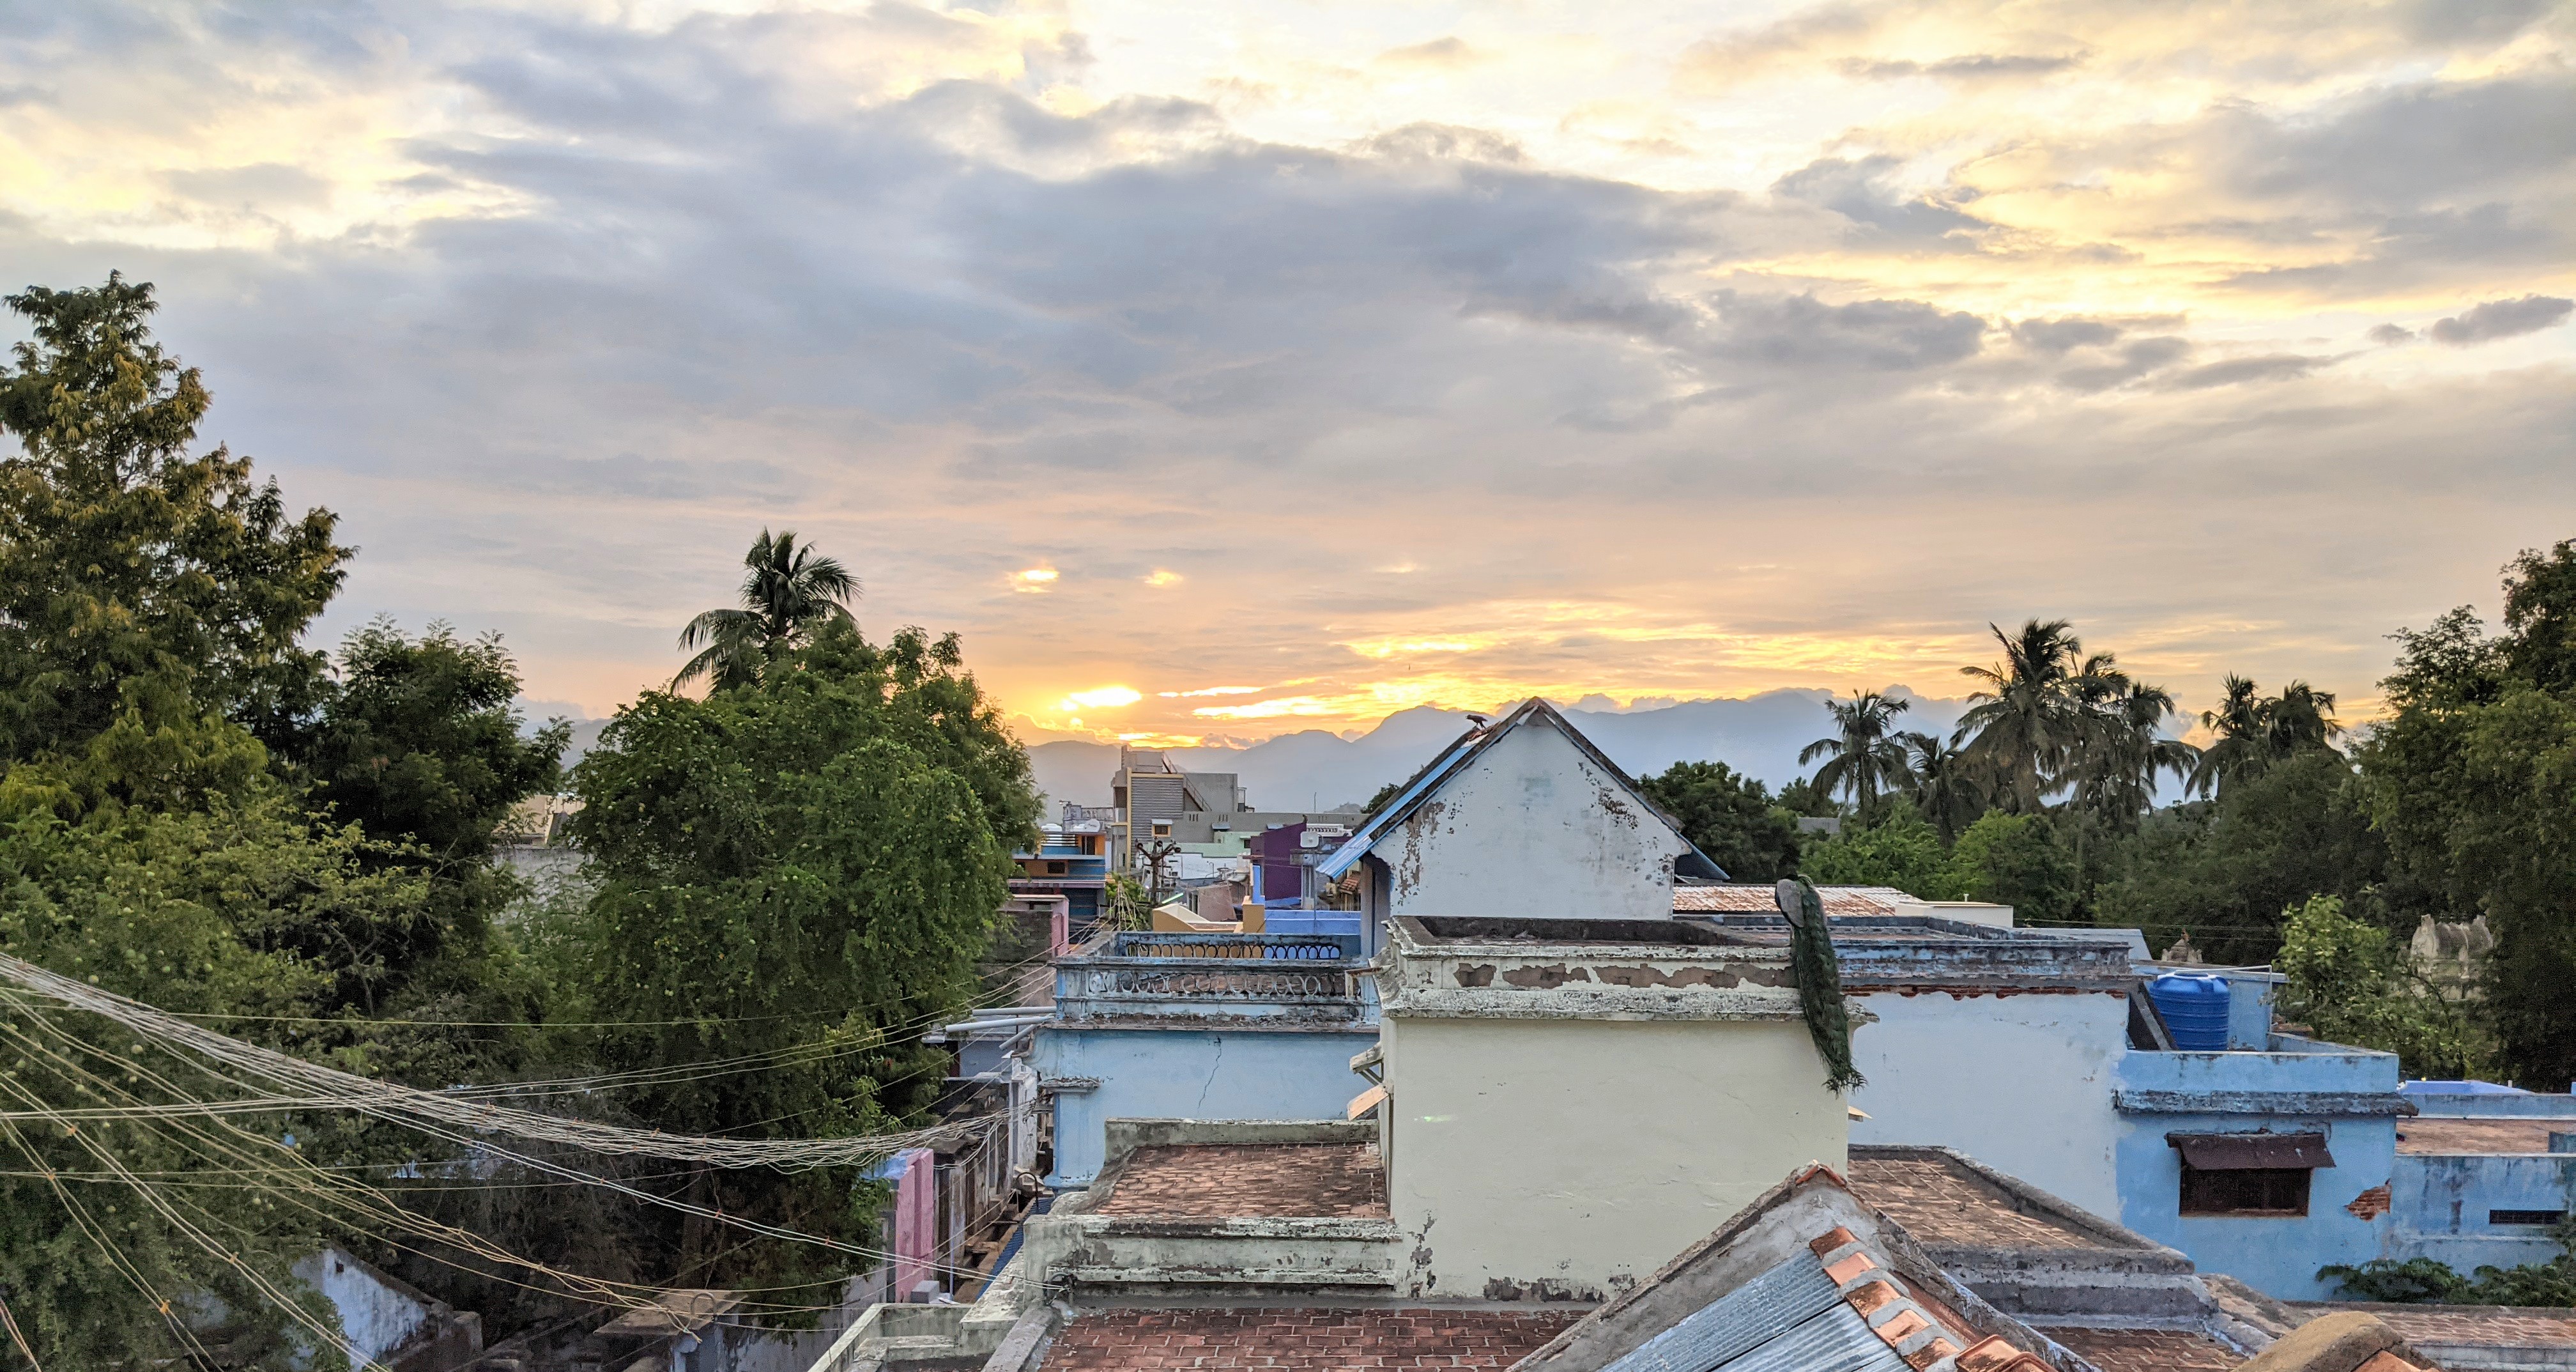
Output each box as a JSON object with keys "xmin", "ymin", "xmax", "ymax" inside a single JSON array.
[{"xmin": 1318, "ymin": 698, "xmax": 1728, "ymax": 883}]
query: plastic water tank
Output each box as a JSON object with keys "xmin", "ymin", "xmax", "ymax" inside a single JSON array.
[{"xmin": 2149, "ymin": 973, "xmax": 2232, "ymax": 1050}]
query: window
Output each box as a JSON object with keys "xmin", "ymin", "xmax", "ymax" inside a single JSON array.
[
  {"xmin": 1047, "ymin": 861, "xmax": 1067, "ymax": 875},
  {"xmin": 2490, "ymin": 1209, "xmax": 2566, "ymax": 1227},
  {"xmin": 2180, "ymin": 1166, "xmax": 2311, "ymax": 1217}
]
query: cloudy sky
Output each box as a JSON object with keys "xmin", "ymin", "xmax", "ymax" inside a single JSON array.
[{"xmin": 6, "ymin": 0, "xmax": 2571, "ymax": 746}]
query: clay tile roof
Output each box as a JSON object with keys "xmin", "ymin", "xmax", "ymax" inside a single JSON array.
[
  {"xmin": 1039, "ymin": 1307, "xmax": 1584, "ymax": 1369},
  {"xmin": 1094, "ymin": 1142, "xmax": 1388, "ymax": 1219},
  {"xmin": 1846, "ymin": 1154, "xmax": 2114, "ymax": 1251},
  {"xmin": 2044, "ymin": 1326, "xmax": 2245, "ymax": 1372},
  {"xmin": 1954, "ymin": 1334, "xmax": 2053, "ymax": 1371},
  {"xmin": 1672, "ymin": 885, "xmax": 1913, "ymax": 915}
]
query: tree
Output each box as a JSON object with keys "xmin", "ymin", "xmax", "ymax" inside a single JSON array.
[
  {"xmin": 2064, "ymin": 679, "xmax": 2195, "ymax": 835},
  {"xmin": 0, "ymin": 275, "xmax": 346, "ymax": 785},
  {"xmin": 565, "ymin": 622, "xmax": 1038, "ymax": 1290},
  {"xmin": 2274, "ymin": 895, "xmax": 2481, "ymax": 1076},
  {"xmin": 2501, "ymin": 539, "xmax": 2576, "ymax": 691},
  {"xmin": 296, "ymin": 620, "xmax": 567, "ymax": 1013},
  {"xmin": 1953, "ymin": 619, "xmax": 2122, "ymax": 813},
  {"xmin": 1777, "ymin": 775, "xmax": 1839, "ymax": 818},
  {"xmin": 1939, "ymin": 812, "xmax": 2080, "ymax": 923},
  {"xmin": 1640, "ymin": 760, "xmax": 1802, "ymax": 881},
  {"xmin": 1894, "ymin": 732, "xmax": 1983, "ymax": 846},
  {"xmin": 673, "ymin": 529, "xmax": 859, "ymax": 689},
  {"xmin": 1798, "ymin": 691, "xmax": 1912, "ymax": 821},
  {"xmin": 2189, "ymin": 675, "xmax": 2342, "ymax": 796},
  {"xmin": 1798, "ymin": 812, "xmax": 1954, "ymax": 897},
  {"xmin": 2096, "ymin": 749, "xmax": 2387, "ymax": 966},
  {"xmin": 2359, "ymin": 544, "xmax": 2576, "ymax": 1089}
]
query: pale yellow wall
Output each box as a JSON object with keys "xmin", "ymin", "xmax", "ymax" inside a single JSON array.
[{"xmin": 1383, "ymin": 1015, "xmax": 1846, "ymax": 1300}]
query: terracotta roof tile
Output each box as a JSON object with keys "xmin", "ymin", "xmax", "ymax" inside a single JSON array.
[
  {"xmin": 2044, "ymin": 1327, "xmax": 2242, "ymax": 1372},
  {"xmin": 1846, "ymin": 1155, "xmax": 2112, "ymax": 1251},
  {"xmin": 2359, "ymin": 1307, "xmax": 2576, "ymax": 1346},
  {"xmin": 1673, "ymin": 885, "xmax": 1912, "ymax": 915},
  {"xmin": 1037, "ymin": 1307, "xmax": 1584, "ymax": 1369},
  {"xmin": 1095, "ymin": 1143, "xmax": 1388, "ymax": 1219}
]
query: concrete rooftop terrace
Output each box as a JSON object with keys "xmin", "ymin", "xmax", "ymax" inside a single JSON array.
[
  {"xmin": 2395, "ymin": 1117, "xmax": 2571, "ymax": 1153},
  {"xmin": 1036, "ymin": 1307, "xmax": 1586, "ymax": 1371},
  {"xmin": 1091, "ymin": 1142, "xmax": 1388, "ymax": 1220}
]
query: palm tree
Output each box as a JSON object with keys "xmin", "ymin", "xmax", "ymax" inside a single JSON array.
[
  {"xmin": 2189, "ymin": 676, "xmax": 2343, "ymax": 796},
  {"xmin": 2189, "ymin": 674, "xmax": 2267, "ymax": 796},
  {"xmin": 1896, "ymin": 730, "xmax": 1984, "ymax": 845},
  {"xmin": 1799, "ymin": 690, "xmax": 1912, "ymax": 821},
  {"xmin": 1952, "ymin": 619, "xmax": 2122, "ymax": 813},
  {"xmin": 2265, "ymin": 680, "xmax": 2343, "ymax": 755},
  {"xmin": 2068, "ymin": 679, "xmax": 2197, "ymax": 831},
  {"xmin": 673, "ymin": 529, "xmax": 860, "ymax": 689}
]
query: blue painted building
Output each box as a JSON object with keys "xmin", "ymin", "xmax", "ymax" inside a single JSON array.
[
  {"xmin": 2112, "ymin": 969, "xmax": 2407, "ymax": 1300},
  {"xmin": 1013, "ymin": 821, "xmax": 1110, "ymax": 936},
  {"xmin": 2391, "ymin": 1085, "xmax": 2576, "ymax": 1274},
  {"xmin": 1032, "ymin": 930, "xmax": 1377, "ymax": 1187}
]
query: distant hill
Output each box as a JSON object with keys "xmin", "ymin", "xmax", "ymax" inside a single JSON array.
[{"xmin": 1027, "ymin": 688, "xmax": 1974, "ymax": 815}]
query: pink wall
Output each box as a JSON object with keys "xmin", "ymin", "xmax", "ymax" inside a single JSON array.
[{"xmin": 892, "ymin": 1147, "xmax": 937, "ymax": 1299}]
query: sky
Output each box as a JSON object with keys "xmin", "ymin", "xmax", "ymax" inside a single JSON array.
[{"xmin": 4, "ymin": 0, "xmax": 2572, "ymax": 748}]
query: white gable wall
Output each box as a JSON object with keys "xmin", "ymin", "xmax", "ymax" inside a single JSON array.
[{"xmin": 1374, "ymin": 720, "xmax": 1687, "ymax": 920}]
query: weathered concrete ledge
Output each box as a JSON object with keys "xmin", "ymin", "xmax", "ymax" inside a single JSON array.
[
  {"xmin": 1376, "ymin": 916, "xmax": 1815, "ymax": 1022},
  {"xmin": 1015, "ymin": 1118, "xmax": 1404, "ymax": 1300},
  {"xmin": 1853, "ymin": 1145, "xmax": 2212, "ymax": 1323},
  {"xmin": 2113, "ymin": 1090, "xmax": 2415, "ymax": 1116}
]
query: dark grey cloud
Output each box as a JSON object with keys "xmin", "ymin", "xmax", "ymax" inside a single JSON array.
[
  {"xmin": 2430, "ymin": 294, "xmax": 2575, "ymax": 344},
  {"xmin": 2056, "ymin": 336, "xmax": 2190, "ymax": 392},
  {"xmin": 1706, "ymin": 291, "xmax": 1988, "ymax": 371},
  {"xmin": 2012, "ymin": 316, "xmax": 2123, "ymax": 353},
  {"xmin": 2159, "ymin": 353, "xmax": 2337, "ymax": 390},
  {"xmin": 1770, "ymin": 154, "xmax": 1989, "ymax": 245},
  {"xmin": 2369, "ymin": 323, "xmax": 2414, "ymax": 345},
  {"xmin": 2402, "ymin": 0, "xmax": 2555, "ymax": 45},
  {"xmin": 2222, "ymin": 73, "xmax": 2576, "ymax": 210}
]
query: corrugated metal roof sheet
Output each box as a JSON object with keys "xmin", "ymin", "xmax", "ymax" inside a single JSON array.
[{"xmin": 1598, "ymin": 1256, "xmax": 1841, "ymax": 1372}]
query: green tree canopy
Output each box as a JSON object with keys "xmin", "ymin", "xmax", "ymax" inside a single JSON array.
[
  {"xmin": 674, "ymin": 528, "xmax": 859, "ymax": 690},
  {"xmin": 1639, "ymin": 760, "xmax": 1802, "ymax": 882},
  {"xmin": 2096, "ymin": 748, "xmax": 2385, "ymax": 966},
  {"xmin": 2274, "ymin": 895, "xmax": 2481, "ymax": 1076},
  {"xmin": 1942, "ymin": 812, "xmax": 2080, "ymax": 923},
  {"xmin": 2358, "ymin": 542, "xmax": 2576, "ymax": 1088},
  {"xmin": 560, "ymin": 622, "xmax": 1038, "ymax": 1289},
  {"xmin": 1798, "ymin": 812, "xmax": 1952, "ymax": 897},
  {"xmin": 0, "ymin": 275, "xmax": 346, "ymax": 794},
  {"xmin": 1798, "ymin": 690, "xmax": 1911, "ymax": 821}
]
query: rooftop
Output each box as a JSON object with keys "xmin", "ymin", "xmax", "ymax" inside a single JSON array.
[
  {"xmin": 2047, "ymin": 1326, "xmax": 2244, "ymax": 1371},
  {"xmin": 1847, "ymin": 1153, "xmax": 2119, "ymax": 1253},
  {"xmin": 1091, "ymin": 1142, "xmax": 1388, "ymax": 1220},
  {"xmin": 2395, "ymin": 1117, "xmax": 2568, "ymax": 1154},
  {"xmin": 1038, "ymin": 1307, "xmax": 1584, "ymax": 1371},
  {"xmin": 1673, "ymin": 884, "xmax": 1912, "ymax": 916},
  {"xmin": 2284, "ymin": 1303, "xmax": 2576, "ymax": 1369}
]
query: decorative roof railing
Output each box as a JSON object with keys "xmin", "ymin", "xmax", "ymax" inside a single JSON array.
[{"xmin": 1052, "ymin": 932, "xmax": 1373, "ymax": 1025}]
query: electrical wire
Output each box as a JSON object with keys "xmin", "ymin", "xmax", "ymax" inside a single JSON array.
[{"xmin": 0, "ymin": 956, "xmax": 990, "ymax": 1169}]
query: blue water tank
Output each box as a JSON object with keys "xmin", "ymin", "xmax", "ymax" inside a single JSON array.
[{"xmin": 2150, "ymin": 973, "xmax": 2232, "ymax": 1050}]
